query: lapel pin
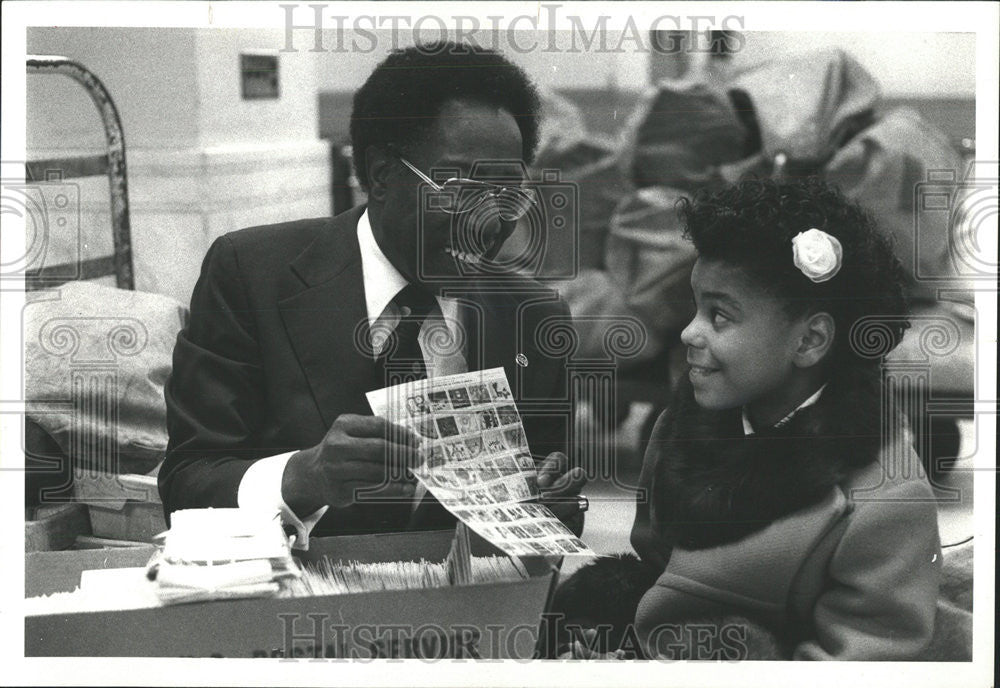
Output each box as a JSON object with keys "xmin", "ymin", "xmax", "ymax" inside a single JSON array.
[{"xmin": 515, "ymin": 353, "xmax": 528, "ymax": 367}]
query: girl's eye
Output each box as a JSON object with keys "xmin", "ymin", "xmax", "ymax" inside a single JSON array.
[{"xmin": 711, "ymin": 309, "xmax": 729, "ymax": 326}]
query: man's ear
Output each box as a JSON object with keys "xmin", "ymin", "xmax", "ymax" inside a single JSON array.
[
  {"xmin": 365, "ymin": 146, "xmax": 392, "ymax": 201},
  {"xmin": 794, "ymin": 312, "xmax": 835, "ymax": 368}
]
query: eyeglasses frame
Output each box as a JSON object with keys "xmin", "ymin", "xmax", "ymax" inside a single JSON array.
[{"xmin": 395, "ymin": 155, "xmax": 537, "ymax": 219}]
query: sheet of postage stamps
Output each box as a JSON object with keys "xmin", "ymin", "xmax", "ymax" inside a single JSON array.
[{"xmin": 367, "ymin": 368, "xmax": 592, "ymax": 557}]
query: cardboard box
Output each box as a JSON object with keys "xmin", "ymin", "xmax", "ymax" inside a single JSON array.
[
  {"xmin": 25, "ymin": 545, "xmax": 158, "ymax": 598},
  {"xmin": 72, "ymin": 473, "xmax": 166, "ymax": 543},
  {"xmin": 25, "ymin": 503, "xmax": 92, "ymax": 552},
  {"xmin": 25, "ymin": 530, "xmax": 560, "ymax": 659}
]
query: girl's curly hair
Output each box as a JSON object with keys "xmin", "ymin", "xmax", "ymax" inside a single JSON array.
[{"xmin": 678, "ymin": 177, "xmax": 910, "ymax": 366}]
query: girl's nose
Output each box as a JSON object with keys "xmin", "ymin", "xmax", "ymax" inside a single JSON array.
[{"xmin": 680, "ymin": 317, "xmax": 703, "ymax": 348}]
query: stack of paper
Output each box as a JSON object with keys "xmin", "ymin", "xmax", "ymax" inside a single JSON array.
[
  {"xmin": 282, "ymin": 553, "xmax": 526, "ymax": 598},
  {"xmin": 150, "ymin": 508, "xmax": 300, "ymax": 605}
]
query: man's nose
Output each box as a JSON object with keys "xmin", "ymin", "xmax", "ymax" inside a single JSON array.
[
  {"xmin": 456, "ymin": 212, "xmax": 501, "ymax": 242},
  {"xmin": 475, "ymin": 197, "xmax": 508, "ymax": 225}
]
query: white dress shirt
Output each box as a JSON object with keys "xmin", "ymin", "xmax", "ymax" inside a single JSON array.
[
  {"xmin": 741, "ymin": 384, "xmax": 827, "ymax": 436},
  {"xmin": 237, "ymin": 210, "xmax": 467, "ymax": 547}
]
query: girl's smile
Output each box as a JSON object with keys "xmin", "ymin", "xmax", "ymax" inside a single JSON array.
[{"xmin": 687, "ymin": 363, "xmax": 720, "ymax": 378}]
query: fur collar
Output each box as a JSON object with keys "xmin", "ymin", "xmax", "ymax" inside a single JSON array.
[{"xmin": 651, "ymin": 366, "xmax": 885, "ymax": 550}]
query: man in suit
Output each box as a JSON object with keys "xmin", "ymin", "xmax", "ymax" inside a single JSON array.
[{"xmin": 159, "ymin": 42, "xmax": 586, "ymax": 543}]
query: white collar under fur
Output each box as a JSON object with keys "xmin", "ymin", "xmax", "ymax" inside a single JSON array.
[{"xmin": 742, "ymin": 383, "xmax": 828, "ymax": 436}]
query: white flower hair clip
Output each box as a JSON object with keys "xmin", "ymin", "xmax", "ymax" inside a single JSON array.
[{"xmin": 792, "ymin": 228, "xmax": 843, "ymax": 283}]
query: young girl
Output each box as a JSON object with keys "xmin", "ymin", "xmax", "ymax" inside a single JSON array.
[{"xmin": 560, "ymin": 178, "xmax": 942, "ymax": 660}]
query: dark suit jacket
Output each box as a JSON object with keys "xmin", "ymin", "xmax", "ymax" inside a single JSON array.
[{"xmin": 159, "ymin": 205, "xmax": 573, "ymax": 535}]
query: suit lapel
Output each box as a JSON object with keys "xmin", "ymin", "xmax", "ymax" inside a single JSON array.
[
  {"xmin": 278, "ymin": 206, "xmax": 379, "ymax": 428},
  {"xmin": 455, "ymin": 289, "xmax": 518, "ymax": 386},
  {"xmin": 481, "ymin": 294, "xmax": 520, "ymax": 391}
]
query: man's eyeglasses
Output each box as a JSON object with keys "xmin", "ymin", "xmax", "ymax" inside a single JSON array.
[{"xmin": 397, "ymin": 156, "xmax": 537, "ymax": 222}]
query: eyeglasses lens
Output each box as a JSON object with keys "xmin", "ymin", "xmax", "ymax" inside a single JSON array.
[{"xmin": 439, "ymin": 180, "xmax": 536, "ymax": 221}]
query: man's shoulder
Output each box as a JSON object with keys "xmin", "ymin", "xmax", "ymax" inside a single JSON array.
[
  {"xmin": 222, "ymin": 216, "xmax": 332, "ymax": 260},
  {"xmin": 216, "ymin": 206, "xmax": 363, "ymax": 275}
]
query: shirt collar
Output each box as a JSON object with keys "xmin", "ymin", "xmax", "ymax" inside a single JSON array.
[
  {"xmin": 357, "ymin": 209, "xmax": 410, "ymax": 328},
  {"xmin": 742, "ymin": 383, "xmax": 828, "ymax": 436},
  {"xmin": 356, "ymin": 209, "xmax": 458, "ymax": 326}
]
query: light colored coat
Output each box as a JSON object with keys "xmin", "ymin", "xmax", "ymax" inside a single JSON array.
[{"xmin": 633, "ymin": 442, "xmax": 943, "ymax": 660}]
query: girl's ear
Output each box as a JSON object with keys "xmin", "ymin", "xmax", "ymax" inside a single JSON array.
[
  {"xmin": 794, "ymin": 312, "xmax": 835, "ymax": 368},
  {"xmin": 365, "ymin": 146, "xmax": 391, "ymax": 201}
]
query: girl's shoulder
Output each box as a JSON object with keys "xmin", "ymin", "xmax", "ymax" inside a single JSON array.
[{"xmin": 839, "ymin": 429, "xmax": 936, "ymax": 503}]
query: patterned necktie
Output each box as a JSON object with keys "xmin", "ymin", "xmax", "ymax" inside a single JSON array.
[
  {"xmin": 377, "ymin": 284, "xmax": 438, "ymax": 385},
  {"xmin": 371, "ymin": 285, "xmax": 437, "ymax": 531}
]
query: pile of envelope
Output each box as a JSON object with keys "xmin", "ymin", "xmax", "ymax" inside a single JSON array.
[{"xmin": 149, "ymin": 508, "xmax": 300, "ymax": 605}]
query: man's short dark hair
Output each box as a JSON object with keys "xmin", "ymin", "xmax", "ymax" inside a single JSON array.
[{"xmin": 349, "ymin": 41, "xmax": 541, "ymax": 191}]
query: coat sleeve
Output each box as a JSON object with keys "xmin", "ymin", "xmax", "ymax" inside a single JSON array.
[
  {"xmin": 158, "ymin": 235, "xmax": 268, "ymax": 518},
  {"xmin": 793, "ymin": 475, "xmax": 942, "ymax": 660},
  {"xmin": 629, "ymin": 408, "xmax": 674, "ymax": 573}
]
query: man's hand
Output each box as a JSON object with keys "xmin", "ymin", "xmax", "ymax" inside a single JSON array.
[
  {"xmin": 557, "ymin": 628, "xmax": 627, "ymax": 660},
  {"xmin": 282, "ymin": 414, "xmax": 419, "ymax": 517},
  {"xmin": 537, "ymin": 451, "xmax": 588, "ymax": 534}
]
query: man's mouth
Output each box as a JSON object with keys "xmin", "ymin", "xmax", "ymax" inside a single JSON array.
[{"xmin": 443, "ymin": 245, "xmax": 483, "ymax": 266}]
